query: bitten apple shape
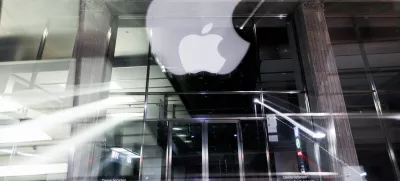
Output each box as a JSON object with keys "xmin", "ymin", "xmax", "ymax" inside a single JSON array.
[
  {"xmin": 179, "ymin": 23, "xmax": 225, "ymax": 74},
  {"xmin": 146, "ymin": 0, "xmax": 250, "ymax": 75}
]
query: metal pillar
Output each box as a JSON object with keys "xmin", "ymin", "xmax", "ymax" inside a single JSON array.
[
  {"xmin": 202, "ymin": 122, "xmax": 209, "ymax": 181},
  {"xmin": 353, "ymin": 17, "xmax": 400, "ymax": 180},
  {"xmin": 165, "ymin": 121, "xmax": 173, "ymax": 181}
]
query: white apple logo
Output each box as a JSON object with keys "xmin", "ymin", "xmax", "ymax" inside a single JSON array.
[
  {"xmin": 146, "ymin": 0, "xmax": 250, "ymax": 75},
  {"xmin": 179, "ymin": 23, "xmax": 226, "ymax": 74}
]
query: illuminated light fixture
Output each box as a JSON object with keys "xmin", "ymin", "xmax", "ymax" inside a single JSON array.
[
  {"xmin": 313, "ymin": 132, "xmax": 326, "ymax": 139},
  {"xmin": 177, "ymin": 134, "xmax": 187, "ymax": 137},
  {"xmin": 0, "ymin": 149, "xmax": 12, "ymax": 154},
  {"xmin": 111, "ymin": 147, "xmax": 140, "ymax": 158},
  {"xmin": 110, "ymin": 82, "xmax": 121, "ymax": 90},
  {"xmin": 0, "ymin": 163, "xmax": 67, "ymax": 177},
  {"xmin": 360, "ymin": 172, "xmax": 367, "ymax": 177},
  {"xmin": 58, "ymin": 84, "xmax": 66, "ymax": 88},
  {"xmin": 0, "ymin": 127, "xmax": 52, "ymax": 143},
  {"xmin": 0, "ymin": 96, "xmax": 24, "ymax": 113},
  {"xmin": 184, "ymin": 140, "xmax": 192, "ymax": 143},
  {"xmin": 111, "ymin": 150, "xmax": 120, "ymax": 159},
  {"xmin": 108, "ymin": 113, "xmax": 143, "ymax": 118},
  {"xmin": 0, "ymin": 149, "xmax": 49, "ymax": 158},
  {"xmin": 109, "ymin": 96, "xmax": 136, "ymax": 104},
  {"xmin": 172, "ymin": 127, "xmax": 183, "ymax": 131},
  {"xmin": 254, "ymin": 99, "xmax": 326, "ymax": 139}
]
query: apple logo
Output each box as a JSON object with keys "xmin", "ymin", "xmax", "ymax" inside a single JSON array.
[
  {"xmin": 146, "ymin": 0, "xmax": 250, "ymax": 75},
  {"xmin": 179, "ymin": 23, "xmax": 226, "ymax": 74}
]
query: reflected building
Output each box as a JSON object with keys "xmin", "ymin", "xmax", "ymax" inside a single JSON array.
[{"xmin": 0, "ymin": 0, "xmax": 400, "ymax": 181}]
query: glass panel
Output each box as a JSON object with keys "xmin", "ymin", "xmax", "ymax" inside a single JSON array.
[
  {"xmin": 344, "ymin": 93, "xmax": 396, "ymax": 180},
  {"xmin": 353, "ymin": 17, "xmax": 400, "ymax": 91},
  {"xmin": 240, "ymin": 120, "xmax": 269, "ymax": 180},
  {"xmin": 379, "ymin": 93, "xmax": 400, "ymax": 173},
  {"xmin": 140, "ymin": 121, "xmax": 169, "ymax": 180},
  {"xmin": 326, "ymin": 17, "xmax": 371, "ymax": 91},
  {"xmin": 208, "ymin": 123, "xmax": 240, "ymax": 180},
  {"xmin": 171, "ymin": 122, "xmax": 202, "ymax": 180}
]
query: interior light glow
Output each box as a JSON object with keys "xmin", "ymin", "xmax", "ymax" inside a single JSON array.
[
  {"xmin": 360, "ymin": 172, "xmax": 367, "ymax": 176},
  {"xmin": 0, "ymin": 149, "xmax": 49, "ymax": 158},
  {"xmin": 254, "ymin": 99, "xmax": 326, "ymax": 139},
  {"xmin": 313, "ymin": 132, "xmax": 326, "ymax": 139},
  {"xmin": 172, "ymin": 127, "xmax": 183, "ymax": 131},
  {"xmin": 0, "ymin": 163, "xmax": 67, "ymax": 177},
  {"xmin": 177, "ymin": 134, "xmax": 187, "ymax": 137},
  {"xmin": 110, "ymin": 82, "xmax": 121, "ymax": 90},
  {"xmin": 111, "ymin": 147, "xmax": 140, "ymax": 158},
  {"xmin": 0, "ymin": 127, "xmax": 52, "ymax": 143},
  {"xmin": 107, "ymin": 113, "xmax": 143, "ymax": 118},
  {"xmin": 184, "ymin": 140, "xmax": 192, "ymax": 143},
  {"xmin": 0, "ymin": 149, "xmax": 12, "ymax": 154},
  {"xmin": 0, "ymin": 96, "xmax": 24, "ymax": 113},
  {"xmin": 58, "ymin": 84, "xmax": 66, "ymax": 88}
]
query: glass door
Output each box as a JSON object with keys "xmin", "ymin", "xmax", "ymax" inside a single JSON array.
[
  {"xmin": 170, "ymin": 122, "xmax": 203, "ymax": 180},
  {"xmin": 207, "ymin": 122, "xmax": 242, "ymax": 181},
  {"xmin": 168, "ymin": 120, "xmax": 244, "ymax": 181}
]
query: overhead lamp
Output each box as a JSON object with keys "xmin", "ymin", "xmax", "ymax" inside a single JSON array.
[
  {"xmin": 172, "ymin": 127, "xmax": 183, "ymax": 131},
  {"xmin": 0, "ymin": 96, "xmax": 24, "ymax": 113},
  {"xmin": 0, "ymin": 149, "xmax": 49, "ymax": 158},
  {"xmin": 111, "ymin": 147, "xmax": 140, "ymax": 158},
  {"xmin": 254, "ymin": 99, "xmax": 326, "ymax": 139},
  {"xmin": 107, "ymin": 113, "xmax": 143, "ymax": 118},
  {"xmin": 110, "ymin": 82, "xmax": 121, "ymax": 90},
  {"xmin": 0, "ymin": 127, "xmax": 52, "ymax": 143},
  {"xmin": 0, "ymin": 163, "xmax": 67, "ymax": 177}
]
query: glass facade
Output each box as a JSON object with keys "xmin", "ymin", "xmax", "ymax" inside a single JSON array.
[{"xmin": 0, "ymin": 0, "xmax": 400, "ymax": 181}]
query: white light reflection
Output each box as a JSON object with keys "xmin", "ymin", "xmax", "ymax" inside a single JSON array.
[
  {"xmin": 0, "ymin": 163, "xmax": 67, "ymax": 177},
  {"xmin": 0, "ymin": 96, "xmax": 136, "ymax": 144},
  {"xmin": 254, "ymin": 99, "xmax": 326, "ymax": 139},
  {"xmin": 25, "ymin": 115, "xmax": 134, "ymax": 164}
]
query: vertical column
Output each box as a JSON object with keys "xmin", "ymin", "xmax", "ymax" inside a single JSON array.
[
  {"xmin": 67, "ymin": 0, "xmax": 113, "ymax": 180},
  {"xmin": 294, "ymin": 0, "xmax": 359, "ymax": 179}
]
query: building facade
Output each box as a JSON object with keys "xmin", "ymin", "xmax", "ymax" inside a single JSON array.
[{"xmin": 0, "ymin": 0, "xmax": 400, "ymax": 181}]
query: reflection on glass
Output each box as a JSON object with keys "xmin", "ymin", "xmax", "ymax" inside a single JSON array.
[
  {"xmin": 241, "ymin": 121, "xmax": 269, "ymax": 179},
  {"xmin": 208, "ymin": 123, "xmax": 239, "ymax": 180},
  {"xmin": 171, "ymin": 122, "xmax": 202, "ymax": 180},
  {"xmin": 140, "ymin": 121, "xmax": 168, "ymax": 180}
]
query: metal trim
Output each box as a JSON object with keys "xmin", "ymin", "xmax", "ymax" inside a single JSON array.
[
  {"xmin": 138, "ymin": 46, "xmax": 152, "ymax": 181},
  {"xmin": 262, "ymin": 119, "xmax": 272, "ymax": 181},
  {"xmin": 110, "ymin": 90, "xmax": 304, "ymax": 96},
  {"xmin": 166, "ymin": 121, "xmax": 173, "ymax": 181},
  {"xmin": 236, "ymin": 121, "xmax": 246, "ymax": 181}
]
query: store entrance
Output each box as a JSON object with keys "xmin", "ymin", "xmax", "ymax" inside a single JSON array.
[{"xmin": 167, "ymin": 120, "xmax": 246, "ymax": 181}]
